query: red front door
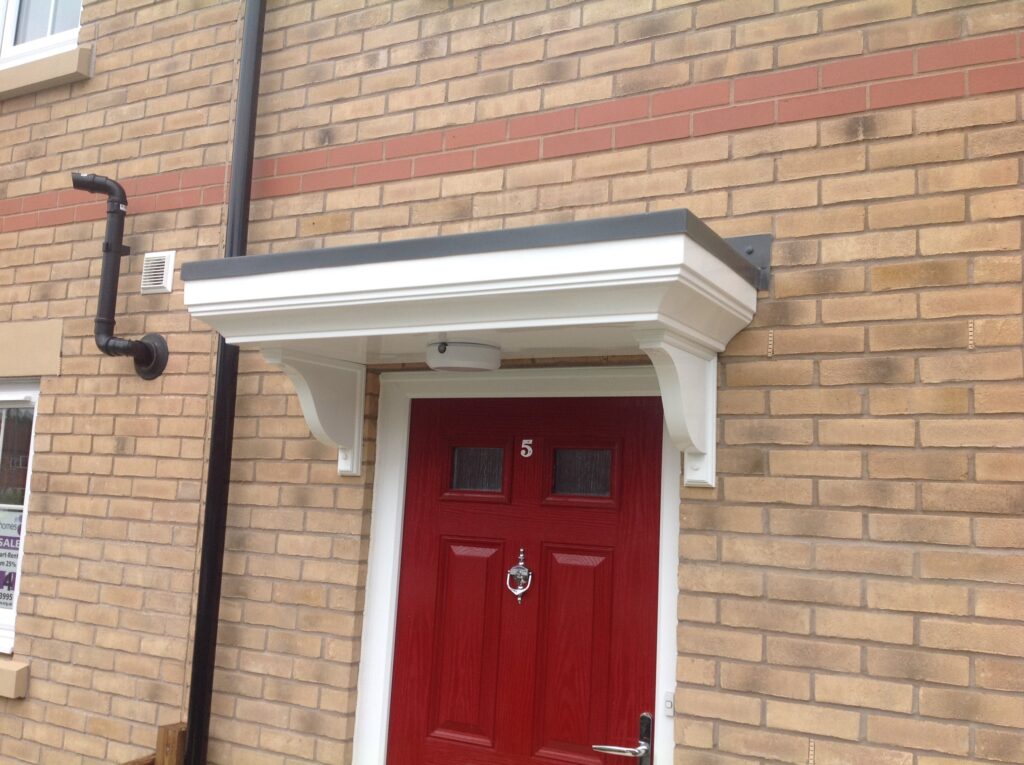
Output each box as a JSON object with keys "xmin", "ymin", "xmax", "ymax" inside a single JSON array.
[{"xmin": 388, "ymin": 397, "xmax": 662, "ymax": 764}]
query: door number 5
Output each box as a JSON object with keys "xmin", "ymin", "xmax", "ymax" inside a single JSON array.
[{"xmin": 520, "ymin": 439, "xmax": 534, "ymax": 458}]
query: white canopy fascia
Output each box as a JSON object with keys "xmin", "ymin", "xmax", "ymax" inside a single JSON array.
[{"xmin": 182, "ymin": 211, "xmax": 766, "ymax": 486}]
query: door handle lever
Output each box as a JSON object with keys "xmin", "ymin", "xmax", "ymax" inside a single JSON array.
[
  {"xmin": 592, "ymin": 742, "xmax": 649, "ymax": 758},
  {"xmin": 593, "ymin": 712, "xmax": 652, "ymax": 764}
]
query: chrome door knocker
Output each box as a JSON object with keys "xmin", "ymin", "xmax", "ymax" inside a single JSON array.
[{"xmin": 506, "ymin": 548, "xmax": 533, "ymax": 604}]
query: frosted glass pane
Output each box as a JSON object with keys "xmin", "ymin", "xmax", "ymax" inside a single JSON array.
[
  {"xmin": 553, "ymin": 449, "xmax": 612, "ymax": 497},
  {"xmin": 451, "ymin": 447, "xmax": 503, "ymax": 492}
]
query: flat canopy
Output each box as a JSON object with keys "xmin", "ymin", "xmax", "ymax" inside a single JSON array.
[{"xmin": 181, "ymin": 210, "xmax": 769, "ymax": 486}]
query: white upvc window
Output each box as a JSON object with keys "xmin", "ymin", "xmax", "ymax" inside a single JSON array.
[
  {"xmin": 0, "ymin": 0, "xmax": 81, "ymax": 69},
  {"xmin": 0, "ymin": 381, "xmax": 38, "ymax": 655}
]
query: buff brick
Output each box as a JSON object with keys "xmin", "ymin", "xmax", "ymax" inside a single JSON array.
[
  {"xmin": 750, "ymin": 299, "xmax": 818, "ymax": 326},
  {"xmin": 722, "ymin": 536, "xmax": 811, "ymax": 568},
  {"xmin": 770, "ymin": 388, "xmax": 863, "ymax": 415},
  {"xmin": 774, "ymin": 267, "xmax": 864, "ymax": 298},
  {"xmin": 915, "ymin": 93, "xmax": 1018, "ymax": 133},
  {"xmin": 974, "ymin": 255, "xmax": 1023, "ymax": 285},
  {"xmin": 922, "ymin": 550, "xmax": 1024, "ymax": 586},
  {"xmin": 974, "ymin": 313, "xmax": 1024, "ymax": 346},
  {"xmin": 818, "ymin": 741, "xmax": 913, "ymax": 765},
  {"xmin": 921, "ymin": 349, "xmax": 1023, "ymax": 383},
  {"xmin": 969, "ymin": 124, "xmax": 1024, "ymax": 158},
  {"xmin": 722, "ymin": 598, "xmax": 812, "ymax": 635},
  {"xmin": 677, "ymin": 688, "xmax": 762, "ymax": 725},
  {"xmin": 819, "ymin": 479, "xmax": 915, "ymax": 509},
  {"xmin": 977, "ymin": 730, "xmax": 1024, "ymax": 764},
  {"xmin": 920, "ymin": 418, "xmax": 1024, "ymax": 447},
  {"xmin": 868, "ymin": 716, "xmax": 969, "ymax": 756},
  {"xmin": 680, "ymin": 563, "xmax": 764, "ymax": 597},
  {"xmin": 682, "ymin": 505, "xmax": 764, "ymax": 534},
  {"xmin": 869, "ymin": 194, "xmax": 965, "ymax": 229},
  {"xmin": 820, "ymin": 419, "xmax": 915, "ymax": 447},
  {"xmin": 922, "ymin": 482, "xmax": 1024, "ymax": 515},
  {"xmin": 873, "ymin": 260, "xmax": 969, "ymax": 293},
  {"xmin": 691, "ymin": 158, "xmax": 774, "ymax": 191},
  {"xmin": 731, "ymin": 123, "xmax": 817, "ymax": 160},
  {"xmin": 921, "ymin": 618, "xmax": 1024, "ymax": 658},
  {"xmin": 822, "ymin": 169, "xmax": 915, "ymax": 204},
  {"xmin": 820, "ymin": 110, "xmax": 913, "ymax": 147},
  {"xmin": 869, "ymin": 133, "xmax": 965, "ymax": 169},
  {"xmin": 724, "ymin": 418, "xmax": 814, "ymax": 445},
  {"xmin": 869, "ymin": 386, "xmax": 968, "ymax": 415},
  {"xmin": 977, "ymin": 657, "xmax": 1024, "ymax": 692},
  {"xmin": 975, "ymin": 383, "xmax": 1024, "ymax": 413},
  {"xmin": 767, "ymin": 634, "xmax": 862, "ymax": 671},
  {"xmin": 770, "ymin": 449, "xmax": 862, "ymax": 478},
  {"xmin": 723, "ymin": 664, "xmax": 810, "ymax": 701},
  {"xmin": 868, "ymin": 450, "xmax": 968, "ymax": 480},
  {"xmin": 681, "ymin": 625, "xmax": 763, "ymax": 661},
  {"xmin": 869, "ymin": 320, "xmax": 968, "ymax": 351},
  {"xmin": 816, "ymin": 544, "xmax": 914, "ymax": 576},
  {"xmin": 921, "ymin": 687, "xmax": 1024, "ymax": 727},
  {"xmin": 821, "ymin": 229, "xmax": 917, "ymax": 264},
  {"xmin": 920, "ymin": 221, "xmax": 1021, "ymax": 255},
  {"xmin": 767, "ymin": 700, "xmax": 861, "ymax": 740},
  {"xmin": 815, "ymin": 673, "xmax": 913, "ymax": 711},
  {"xmin": 971, "ymin": 188, "xmax": 1024, "ymax": 222},
  {"xmin": 977, "ymin": 453, "xmax": 1024, "ymax": 482},
  {"xmin": 867, "ymin": 580, "xmax": 970, "ymax": 615},
  {"xmin": 732, "ymin": 180, "xmax": 817, "ymax": 215},
  {"xmin": 725, "ymin": 360, "xmax": 814, "ymax": 387},
  {"xmin": 821, "ymin": 293, "xmax": 917, "ymax": 323},
  {"xmin": 976, "ymin": 587, "xmax": 1024, "ymax": 621},
  {"xmin": 920, "ymin": 158, "xmax": 1019, "ymax": 193},
  {"xmin": 718, "ymin": 724, "xmax": 809, "ymax": 762},
  {"xmin": 776, "ymin": 205, "xmax": 865, "ymax": 238},
  {"xmin": 820, "ymin": 356, "xmax": 915, "ymax": 386},
  {"xmin": 778, "ymin": 30, "xmax": 863, "ymax": 67},
  {"xmin": 867, "ymin": 646, "xmax": 970, "ymax": 685},
  {"xmin": 769, "ymin": 507, "xmax": 864, "ymax": 539}
]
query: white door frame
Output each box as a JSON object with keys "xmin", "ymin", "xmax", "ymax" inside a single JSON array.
[{"xmin": 352, "ymin": 366, "xmax": 681, "ymax": 764}]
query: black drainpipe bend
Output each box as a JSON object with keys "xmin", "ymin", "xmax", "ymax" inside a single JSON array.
[
  {"xmin": 70, "ymin": 172, "xmax": 169, "ymax": 380},
  {"xmin": 184, "ymin": 0, "xmax": 266, "ymax": 761}
]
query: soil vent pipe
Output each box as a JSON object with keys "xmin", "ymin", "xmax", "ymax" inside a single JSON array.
[
  {"xmin": 70, "ymin": 172, "xmax": 169, "ymax": 380},
  {"xmin": 184, "ymin": 0, "xmax": 266, "ymax": 761}
]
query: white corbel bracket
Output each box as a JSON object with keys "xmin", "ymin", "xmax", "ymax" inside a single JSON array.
[
  {"xmin": 638, "ymin": 330, "xmax": 718, "ymax": 488},
  {"xmin": 262, "ymin": 349, "xmax": 366, "ymax": 476}
]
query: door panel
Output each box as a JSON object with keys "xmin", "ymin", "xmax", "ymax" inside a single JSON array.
[
  {"xmin": 533, "ymin": 547, "xmax": 613, "ymax": 765},
  {"xmin": 388, "ymin": 397, "xmax": 662, "ymax": 765},
  {"xmin": 429, "ymin": 538, "xmax": 504, "ymax": 746}
]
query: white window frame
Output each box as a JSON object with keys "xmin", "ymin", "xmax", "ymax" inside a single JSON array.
[
  {"xmin": 0, "ymin": 0, "xmax": 81, "ymax": 70},
  {"xmin": 0, "ymin": 380, "xmax": 39, "ymax": 655}
]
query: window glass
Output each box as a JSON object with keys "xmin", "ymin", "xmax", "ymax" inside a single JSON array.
[
  {"xmin": 451, "ymin": 447, "xmax": 503, "ymax": 492},
  {"xmin": 13, "ymin": 0, "xmax": 50, "ymax": 44},
  {"xmin": 52, "ymin": 0, "xmax": 80, "ymax": 35},
  {"xmin": 0, "ymin": 386, "xmax": 37, "ymax": 654},
  {"xmin": 552, "ymin": 448, "xmax": 612, "ymax": 497}
]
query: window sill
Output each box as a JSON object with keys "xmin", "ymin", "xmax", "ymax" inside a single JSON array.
[
  {"xmin": 0, "ymin": 657, "xmax": 29, "ymax": 699},
  {"xmin": 0, "ymin": 45, "xmax": 91, "ymax": 100}
]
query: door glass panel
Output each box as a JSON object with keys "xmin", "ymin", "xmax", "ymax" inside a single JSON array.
[
  {"xmin": 553, "ymin": 448, "xmax": 612, "ymax": 497},
  {"xmin": 451, "ymin": 447, "xmax": 503, "ymax": 492}
]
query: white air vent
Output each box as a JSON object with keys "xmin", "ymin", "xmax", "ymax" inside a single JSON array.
[{"xmin": 141, "ymin": 251, "xmax": 174, "ymax": 294}]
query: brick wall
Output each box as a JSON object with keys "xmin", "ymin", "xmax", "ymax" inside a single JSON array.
[{"xmin": 0, "ymin": 0, "xmax": 1022, "ymax": 763}]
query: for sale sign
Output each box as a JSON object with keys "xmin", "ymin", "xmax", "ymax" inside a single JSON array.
[{"xmin": 0, "ymin": 510, "xmax": 21, "ymax": 612}]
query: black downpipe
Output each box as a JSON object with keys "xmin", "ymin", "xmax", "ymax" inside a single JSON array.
[
  {"xmin": 184, "ymin": 0, "xmax": 266, "ymax": 761},
  {"xmin": 70, "ymin": 172, "xmax": 169, "ymax": 380}
]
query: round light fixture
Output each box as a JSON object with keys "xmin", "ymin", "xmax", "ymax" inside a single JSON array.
[{"xmin": 426, "ymin": 341, "xmax": 501, "ymax": 372}]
